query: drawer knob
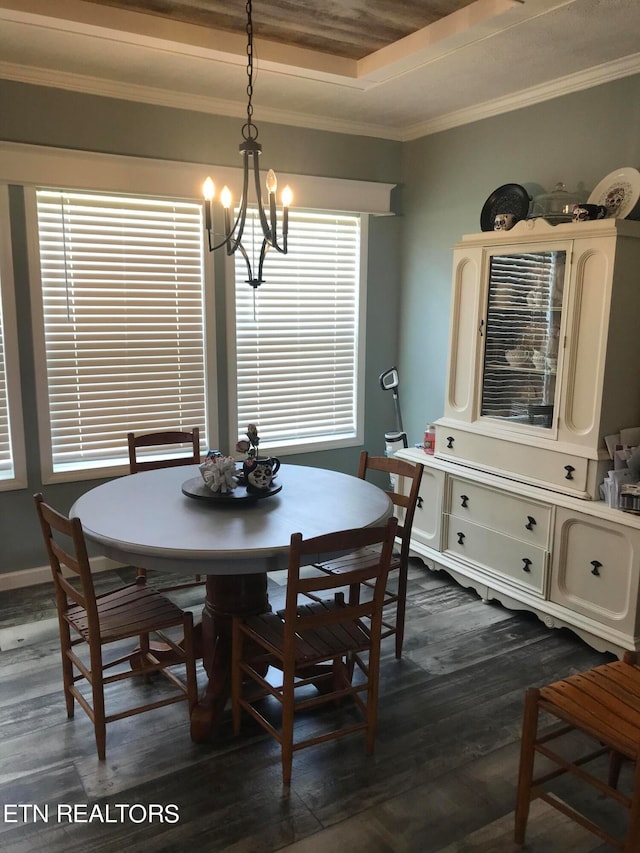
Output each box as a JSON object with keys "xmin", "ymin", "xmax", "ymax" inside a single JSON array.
[
  {"xmin": 522, "ymin": 558, "xmax": 532, "ymax": 573},
  {"xmin": 460, "ymin": 494, "xmax": 469, "ymax": 508},
  {"xmin": 525, "ymin": 515, "xmax": 536, "ymax": 531},
  {"xmin": 416, "ymin": 496, "xmax": 423, "ymax": 509},
  {"xmin": 590, "ymin": 560, "xmax": 602, "ymax": 577},
  {"xmin": 457, "ymin": 531, "xmax": 465, "ymax": 545},
  {"xmin": 564, "ymin": 465, "xmax": 575, "ymax": 480},
  {"xmin": 447, "ymin": 436, "xmax": 455, "ymax": 449}
]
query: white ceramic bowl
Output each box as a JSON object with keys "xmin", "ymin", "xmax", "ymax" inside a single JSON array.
[
  {"xmin": 532, "ymin": 351, "xmax": 546, "ymax": 370},
  {"xmin": 506, "ymin": 349, "xmax": 529, "ymax": 367}
]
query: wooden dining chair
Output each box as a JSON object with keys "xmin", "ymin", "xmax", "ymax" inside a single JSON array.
[
  {"xmin": 515, "ymin": 652, "xmax": 640, "ymax": 851},
  {"xmin": 34, "ymin": 493, "xmax": 198, "ymax": 761},
  {"xmin": 231, "ymin": 517, "xmax": 398, "ymax": 786},
  {"xmin": 127, "ymin": 427, "xmax": 201, "ymax": 473},
  {"xmin": 312, "ymin": 451, "xmax": 424, "ymax": 658},
  {"xmin": 127, "ymin": 427, "xmax": 204, "ymax": 590}
]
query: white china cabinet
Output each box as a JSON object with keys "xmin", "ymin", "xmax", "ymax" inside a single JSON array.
[
  {"xmin": 438, "ymin": 217, "xmax": 640, "ymax": 498},
  {"xmin": 399, "ymin": 217, "xmax": 640, "ymax": 656}
]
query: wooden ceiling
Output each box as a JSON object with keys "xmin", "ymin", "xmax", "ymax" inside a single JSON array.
[{"xmin": 83, "ymin": 0, "xmax": 477, "ymax": 60}]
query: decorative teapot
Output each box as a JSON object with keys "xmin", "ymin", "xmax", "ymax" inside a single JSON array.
[{"xmin": 242, "ymin": 456, "xmax": 281, "ymax": 491}]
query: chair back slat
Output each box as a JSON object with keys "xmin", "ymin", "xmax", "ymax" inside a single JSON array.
[{"xmin": 128, "ymin": 427, "xmax": 201, "ymax": 473}]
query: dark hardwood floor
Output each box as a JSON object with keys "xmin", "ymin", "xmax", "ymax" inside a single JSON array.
[{"xmin": 0, "ymin": 560, "xmax": 629, "ymax": 851}]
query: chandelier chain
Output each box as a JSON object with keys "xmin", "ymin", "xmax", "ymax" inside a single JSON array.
[{"xmin": 243, "ymin": 0, "xmax": 257, "ymax": 140}]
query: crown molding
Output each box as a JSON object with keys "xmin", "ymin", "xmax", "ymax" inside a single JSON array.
[
  {"xmin": 400, "ymin": 52, "xmax": 640, "ymax": 141},
  {"xmin": 0, "ymin": 61, "xmax": 404, "ymax": 141},
  {"xmin": 1, "ymin": 52, "xmax": 638, "ymax": 144}
]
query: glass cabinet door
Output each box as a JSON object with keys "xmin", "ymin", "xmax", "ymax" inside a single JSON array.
[{"xmin": 480, "ymin": 248, "xmax": 567, "ymax": 431}]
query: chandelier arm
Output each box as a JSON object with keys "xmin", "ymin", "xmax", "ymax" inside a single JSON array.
[
  {"xmin": 235, "ymin": 239, "xmax": 261, "ymax": 289},
  {"xmin": 256, "ymin": 237, "xmax": 271, "ymax": 286},
  {"xmin": 225, "ymin": 149, "xmax": 252, "ymax": 255},
  {"xmin": 267, "ymin": 220, "xmax": 287, "ymax": 254},
  {"xmin": 206, "ymin": 212, "xmax": 242, "ymax": 253},
  {"xmin": 251, "ymin": 152, "xmax": 272, "ymax": 243}
]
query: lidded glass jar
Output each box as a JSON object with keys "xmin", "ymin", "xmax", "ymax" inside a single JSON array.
[{"xmin": 532, "ymin": 182, "xmax": 586, "ymax": 224}]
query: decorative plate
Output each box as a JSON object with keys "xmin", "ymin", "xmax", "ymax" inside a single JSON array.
[
  {"xmin": 588, "ymin": 167, "xmax": 640, "ymax": 219},
  {"xmin": 181, "ymin": 476, "xmax": 282, "ymax": 504},
  {"xmin": 480, "ymin": 183, "xmax": 531, "ymax": 232}
]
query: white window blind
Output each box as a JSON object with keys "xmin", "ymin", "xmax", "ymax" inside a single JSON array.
[
  {"xmin": 234, "ymin": 210, "xmax": 361, "ymax": 447},
  {"xmin": 0, "ymin": 185, "xmax": 25, "ymax": 489},
  {"xmin": 36, "ymin": 190, "xmax": 207, "ymax": 473},
  {"xmin": 0, "ymin": 274, "xmax": 12, "ymax": 479}
]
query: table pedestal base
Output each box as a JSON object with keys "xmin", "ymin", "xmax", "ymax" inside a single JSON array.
[{"xmin": 190, "ymin": 572, "xmax": 270, "ymax": 742}]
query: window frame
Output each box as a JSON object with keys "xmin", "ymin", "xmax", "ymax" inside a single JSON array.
[
  {"xmin": 0, "ymin": 184, "xmax": 27, "ymax": 491},
  {"xmin": 3, "ymin": 141, "xmax": 393, "ymax": 482},
  {"xmin": 226, "ymin": 212, "xmax": 368, "ymax": 456}
]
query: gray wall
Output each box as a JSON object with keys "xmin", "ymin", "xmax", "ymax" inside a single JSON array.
[
  {"xmin": 3, "ymin": 73, "xmax": 640, "ymax": 575},
  {"xmin": 398, "ymin": 74, "xmax": 640, "ymax": 448},
  {"xmin": 0, "ymin": 80, "xmax": 403, "ymax": 573}
]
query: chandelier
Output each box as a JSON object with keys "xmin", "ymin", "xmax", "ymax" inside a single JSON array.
[{"xmin": 202, "ymin": 0, "xmax": 292, "ymax": 289}]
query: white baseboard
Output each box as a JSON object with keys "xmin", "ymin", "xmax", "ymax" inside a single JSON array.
[{"xmin": 0, "ymin": 556, "xmax": 125, "ymax": 592}]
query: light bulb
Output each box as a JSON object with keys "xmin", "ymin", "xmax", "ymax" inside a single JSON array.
[
  {"xmin": 281, "ymin": 185, "xmax": 293, "ymax": 207},
  {"xmin": 266, "ymin": 169, "xmax": 277, "ymax": 195},
  {"xmin": 203, "ymin": 177, "xmax": 215, "ymax": 201},
  {"xmin": 220, "ymin": 186, "xmax": 232, "ymax": 209}
]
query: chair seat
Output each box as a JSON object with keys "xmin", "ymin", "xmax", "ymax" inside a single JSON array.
[
  {"xmin": 516, "ymin": 655, "xmax": 640, "ymax": 850},
  {"xmin": 244, "ymin": 605, "xmax": 371, "ymax": 665},
  {"xmin": 67, "ymin": 583, "xmax": 186, "ymax": 643},
  {"xmin": 539, "ymin": 660, "xmax": 640, "ymax": 760},
  {"xmin": 315, "ymin": 545, "xmax": 400, "ymax": 576}
]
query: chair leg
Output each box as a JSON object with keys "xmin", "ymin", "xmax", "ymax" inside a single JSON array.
[
  {"xmin": 281, "ymin": 666, "xmax": 296, "ymax": 787},
  {"xmin": 365, "ymin": 648, "xmax": 380, "ymax": 755},
  {"xmin": 60, "ymin": 624, "xmax": 75, "ymax": 718},
  {"xmin": 609, "ymin": 750, "xmax": 625, "ymax": 789},
  {"xmin": 625, "ymin": 757, "xmax": 640, "ymax": 852},
  {"xmin": 514, "ymin": 687, "xmax": 540, "ymax": 845},
  {"xmin": 90, "ymin": 652, "xmax": 107, "ymax": 761},
  {"xmin": 139, "ymin": 631, "xmax": 152, "ymax": 683},
  {"xmin": 394, "ymin": 564, "xmax": 409, "ymax": 659}
]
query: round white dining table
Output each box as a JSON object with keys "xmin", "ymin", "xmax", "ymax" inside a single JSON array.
[{"xmin": 70, "ymin": 463, "xmax": 393, "ymax": 740}]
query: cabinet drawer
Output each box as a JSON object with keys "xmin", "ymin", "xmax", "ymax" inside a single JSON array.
[
  {"xmin": 550, "ymin": 508, "xmax": 640, "ymax": 631},
  {"xmin": 444, "ymin": 515, "xmax": 547, "ymax": 595},
  {"xmin": 448, "ymin": 477, "xmax": 550, "ymax": 546},
  {"xmin": 436, "ymin": 427, "xmax": 589, "ymax": 496}
]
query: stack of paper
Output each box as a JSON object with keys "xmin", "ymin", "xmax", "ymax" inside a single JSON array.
[{"xmin": 601, "ymin": 426, "xmax": 640, "ymax": 508}]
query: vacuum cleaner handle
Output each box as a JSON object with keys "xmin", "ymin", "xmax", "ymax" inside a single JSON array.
[{"xmin": 379, "ymin": 367, "xmax": 399, "ymax": 391}]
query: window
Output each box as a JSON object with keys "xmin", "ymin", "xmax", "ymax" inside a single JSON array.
[
  {"xmin": 230, "ymin": 210, "xmax": 365, "ymax": 451},
  {"xmin": 32, "ymin": 190, "xmax": 209, "ymax": 480},
  {"xmin": 0, "ymin": 186, "xmax": 26, "ymax": 490}
]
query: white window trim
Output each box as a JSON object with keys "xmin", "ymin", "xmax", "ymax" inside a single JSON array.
[
  {"xmin": 0, "ymin": 142, "xmax": 396, "ymax": 216},
  {"xmin": 226, "ymin": 214, "xmax": 368, "ymax": 457},
  {"xmin": 0, "ymin": 185, "xmax": 27, "ymax": 491}
]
